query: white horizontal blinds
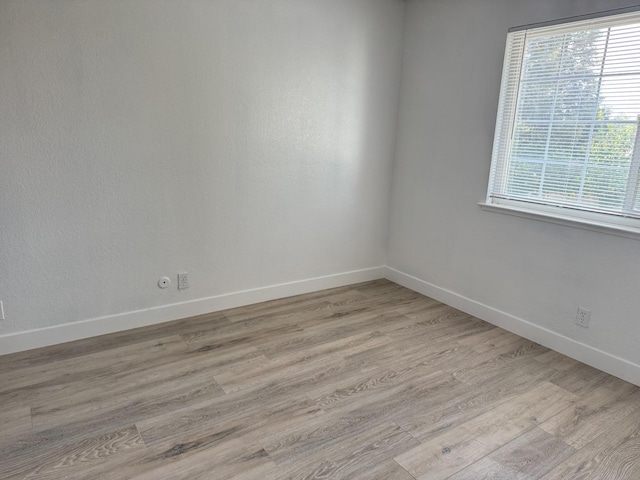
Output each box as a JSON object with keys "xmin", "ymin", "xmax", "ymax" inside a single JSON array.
[
  {"xmin": 490, "ymin": 11, "xmax": 640, "ymax": 218},
  {"xmin": 488, "ymin": 31, "xmax": 526, "ymax": 197}
]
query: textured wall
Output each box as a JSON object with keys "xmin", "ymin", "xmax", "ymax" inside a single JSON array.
[
  {"xmin": 0, "ymin": 0, "xmax": 405, "ymax": 334},
  {"xmin": 389, "ymin": 0, "xmax": 640, "ymax": 366}
]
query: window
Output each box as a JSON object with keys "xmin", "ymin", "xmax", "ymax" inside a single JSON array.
[{"xmin": 486, "ymin": 9, "xmax": 640, "ymax": 234}]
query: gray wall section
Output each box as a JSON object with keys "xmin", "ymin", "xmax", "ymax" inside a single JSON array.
[
  {"xmin": 389, "ymin": 0, "xmax": 640, "ymax": 366},
  {"xmin": 0, "ymin": 0, "xmax": 405, "ymax": 334}
]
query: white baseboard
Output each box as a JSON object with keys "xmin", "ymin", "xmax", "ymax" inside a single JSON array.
[
  {"xmin": 0, "ymin": 266, "xmax": 385, "ymax": 356},
  {"xmin": 385, "ymin": 266, "xmax": 640, "ymax": 387},
  {"xmin": 5, "ymin": 264, "xmax": 639, "ymax": 388}
]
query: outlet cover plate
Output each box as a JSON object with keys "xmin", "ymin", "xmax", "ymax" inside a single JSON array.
[
  {"xmin": 178, "ymin": 273, "xmax": 189, "ymax": 290},
  {"xmin": 576, "ymin": 307, "xmax": 591, "ymax": 328}
]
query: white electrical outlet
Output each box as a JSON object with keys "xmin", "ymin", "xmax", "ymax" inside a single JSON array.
[
  {"xmin": 0, "ymin": 301, "xmax": 4, "ymax": 320},
  {"xmin": 178, "ymin": 273, "xmax": 189, "ymax": 290},
  {"xmin": 576, "ymin": 307, "xmax": 591, "ymax": 328}
]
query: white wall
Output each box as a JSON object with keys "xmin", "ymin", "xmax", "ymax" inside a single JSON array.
[
  {"xmin": 4, "ymin": 0, "xmax": 639, "ymax": 383},
  {"xmin": 0, "ymin": 0, "xmax": 405, "ymax": 337},
  {"xmin": 389, "ymin": 0, "xmax": 640, "ymax": 371}
]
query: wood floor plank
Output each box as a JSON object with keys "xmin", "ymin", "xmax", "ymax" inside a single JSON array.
[
  {"xmin": 325, "ymin": 289, "xmax": 373, "ymax": 307},
  {"xmin": 352, "ymin": 336, "xmax": 488, "ymax": 378},
  {"xmin": 452, "ymin": 339, "xmax": 547, "ymax": 385},
  {"xmin": 456, "ymin": 327, "xmax": 521, "ymax": 354},
  {"xmin": 323, "ymin": 288, "xmax": 426, "ymax": 318},
  {"xmin": 0, "ymin": 335, "xmax": 189, "ymax": 393},
  {"xmin": 550, "ymin": 361, "xmax": 616, "ymax": 396},
  {"xmin": 393, "ymin": 358, "xmax": 561, "ymax": 442},
  {"xmin": 2, "ymin": 425, "xmax": 144, "ymax": 480},
  {"xmin": 446, "ymin": 457, "xmax": 527, "ymax": 480},
  {"xmin": 214, "ymin": 331, "xmax": 390, "ymax": 394},
  {"xmin": 26, "ymin": 338, "xmax": 256, "ymax": 435},
  {"xmin": 308, "ymin": 362, "xmax": 454, "ymax": 413},
  {"xmin": 0, "ymin": 336, "xmax": 190, "ymax": 411},
  {"xmin": 533, "ymin": 349, "xmax": 580, "ymax": 371},
  {"xmin": 255, "ymin": 311, "xmax": 409, "ymax": 360},
  {"xmin": 182, "ymin": 319, "xmax": 304, "ymax": 351},
  {"xmin": 259, "ymin": 410, "xmax": 386, "ymax": 468},
  {"xmin": 391, "ymin": 297, "xmax": 469, "ymax": 322},
  {"xmin": 488, "ymin": 427, "xmax": 575, "ymax": 478},
  {"xmin": 540, "ymin": 410, "xmax": 640, "ymax": 480},
  {"xmin": 539, "ymin": 381, "xmax": 640, "ymax": 449},
  {"xmin": 134, "ymin": 440, "xmax": 273, "ymax": 480},
  {"xmin": 30, "ymin": 365, "xmax": 227, "ymax": 439},
  {"xmin": 259, "ymin": 370, "xmax": 453, "ymax": 467},
  {"xmin": 222, "ymin": 295, "xmax": 334, "ymax": 324},
  {"xmin": 350, "ymin": 459, "xmax": 415, "ymax": 480},
  {"xmin": 381, "ymin": 307, "xmax": 482, "ymax": 342},
  {"xmin": 0, "ymin": 312, "xmax": 227, "ymax": 376},
  {"xmin": 0, "ymin": 407, "xmax": 32, "ymax": 437},
  {"xmin": 354, "ymin": 278, "xmax": 424, "ymax": 300},
  {"xmin": 283, "ymin": 422, "xmax": 419, "ymax": 480},
  {"xmin": 86, "ymin": 436, "xmax": 275, "ymax": 480},
  {"xmin": 136, "ymin": 391, "xmax": 323, "ymax": 451},
  {"xmin": 394, "ymin": 382, "xmax": 577, "ymax": 480}
]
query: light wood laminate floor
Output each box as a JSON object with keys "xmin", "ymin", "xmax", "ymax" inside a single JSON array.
[{"xmin": 1, "ymin": 280, "xmax": 639, "ymax": 479}]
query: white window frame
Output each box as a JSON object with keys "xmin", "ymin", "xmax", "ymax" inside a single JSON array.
[{"xmin": 482, "ymin": 7, "xmax": 640, "ymax": 239}]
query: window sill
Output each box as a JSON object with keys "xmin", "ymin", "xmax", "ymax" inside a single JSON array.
[{"xmin": 478, "ymin": 202, "xmax": 640, "ymax": 240}]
